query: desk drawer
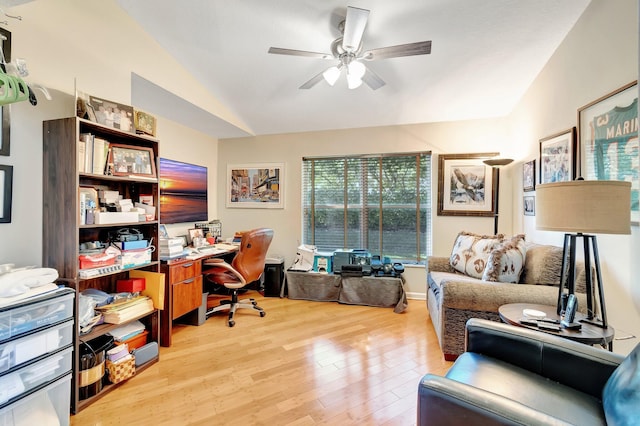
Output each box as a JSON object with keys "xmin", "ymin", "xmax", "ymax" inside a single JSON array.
[
  {"xmin": 172, "ymin": 275, "xmax": 203, "ymax": 319},
  {"xmin": 168, "ymin": 261, "xmax": 201, "ymax": 284}
]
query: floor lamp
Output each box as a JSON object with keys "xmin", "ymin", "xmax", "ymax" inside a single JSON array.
[
  {"xmin": 483, "ymin": 158, "xmax": 514, "ymax": 235},
  {"xmin": 536, "ymin": 180, "xmax": 631, "ymax": 328}
]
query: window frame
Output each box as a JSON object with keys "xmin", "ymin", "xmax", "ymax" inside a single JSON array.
[{"xmin": 302, "ymin": 151, "xmax": 432, "ymax": 264}]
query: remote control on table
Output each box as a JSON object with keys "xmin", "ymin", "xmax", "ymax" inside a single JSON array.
[{"xmin": 538, "ymin": 322, "xmax": 561, "ymax": 331}]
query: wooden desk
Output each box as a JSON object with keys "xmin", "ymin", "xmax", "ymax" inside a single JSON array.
[
  {"xmin": 160, "ymin": 246, "xmax": 237, "ymax": 347},
  {"xmin": 498, "ymin": 303, "xmax": 615, "ymax": 351}
]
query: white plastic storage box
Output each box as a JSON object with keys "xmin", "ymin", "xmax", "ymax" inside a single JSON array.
[
  {"xmin": 0, "ymin": 289, "xmax": 74, "ymax": 343},
  {"xmin": 120, "ymin": 248, "xmax": 152, "ymax": 269},
  {"xmin": 0, "ymin": 346, "xmax": 72, "ymax": 406},
  {"xmin": 0, "ymin": 373, "xmax": 71, "ymax": 426},
  {"xmin": 0, "ymin": 320, "xmax": 74, "ymax": 374}
]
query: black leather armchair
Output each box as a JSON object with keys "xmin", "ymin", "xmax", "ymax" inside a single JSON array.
[{"xmin": 418, "ymin": 318, "xmax": 639, "ymax": 426}]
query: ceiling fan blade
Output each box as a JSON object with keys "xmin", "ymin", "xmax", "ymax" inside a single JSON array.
[
  {"xmin": 362, "ymin": 66, "xmax": 386, "ymax": 90},
  {"xmin": 299, "ymin": 69, "xmax": 327, "ymax": 90},
  {"xmin": 363, "ymin": 41, "xmax": 432, "ymax": 61},
  {"xmin": 342, "ymin": 6, "xmax": 369, "ymax": 52},
  {"xmin": 268, "ymin": 47, "xmax": 333, "ymax": 59}
]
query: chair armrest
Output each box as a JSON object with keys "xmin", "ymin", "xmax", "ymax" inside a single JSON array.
[
  {"xmin": 418, "ymin": 374, "xmax": 572, "ymax": 426},
  {"xmin": 427, "ymin": 256, "xmax": 455, "ymax": 273},
  {"xmin": 465, "ymin": 318, "xmax": 624, "ymax": 397}
]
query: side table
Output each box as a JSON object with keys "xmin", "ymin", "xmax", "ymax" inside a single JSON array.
[{"xmin": 498, "ymin": 303, "xmax": 615, "ymax": 351}]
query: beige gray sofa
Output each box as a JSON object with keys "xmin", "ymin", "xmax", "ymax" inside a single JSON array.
[{"xmin": 427, "ymin": 242, "xmax": 588, "ymax": 360}]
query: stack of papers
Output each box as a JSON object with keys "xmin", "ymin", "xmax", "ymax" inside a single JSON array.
[
  {"xmin": 109, "ymin": 320, "xmax": 145, "ymax": 342},
  {"xmin": 95, "ymin": 296, "xmax": 154, "ymax": 324},
  {"xmin": 159, "ymin": 238, "xmax": 185, "ymax": 259}
]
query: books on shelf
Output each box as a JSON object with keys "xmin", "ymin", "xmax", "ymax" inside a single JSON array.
[
  {"xmin": 79, "ymin": 133, "xmax": 110, "ymax": 175},
  {"xmin": 95, "ymin": 296, "xmax": 154, "ymax": 324}
]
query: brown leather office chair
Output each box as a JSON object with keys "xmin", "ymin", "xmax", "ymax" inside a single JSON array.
[{"xmin": 202, "ymin": 228, "xmax": 274, "ymax": 327}]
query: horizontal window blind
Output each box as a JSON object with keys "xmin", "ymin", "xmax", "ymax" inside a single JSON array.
[{"xmin": 302, "ymin": 152, "xmax": 431, "ymax": 264}]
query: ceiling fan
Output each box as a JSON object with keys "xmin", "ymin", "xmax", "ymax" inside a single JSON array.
[{"xmin": 268, "ymin": 6, "xmax": 432, "ymax": 90}]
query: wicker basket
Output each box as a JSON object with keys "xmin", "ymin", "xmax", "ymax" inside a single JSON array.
[{"xmin": 106, "ymin": 355, "xmax": 136, "ymax": 384}]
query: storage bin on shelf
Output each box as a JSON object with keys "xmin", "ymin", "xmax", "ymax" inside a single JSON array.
[{"xmin": 0, "ymin": 290, "xmax": 74, "ymax": 342}]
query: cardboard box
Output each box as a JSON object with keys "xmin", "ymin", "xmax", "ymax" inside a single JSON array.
[
  {"xmin": 116, "ymin": 278, "xmax": 146, "ymax": 293},
  {"xmin": 95, "ymin": 212, "xmax": 140, "ymax": 224}
]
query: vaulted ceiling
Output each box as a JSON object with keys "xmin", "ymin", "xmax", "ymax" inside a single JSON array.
[{"xmin": 117, "ymin": 0, "xmax": 591, "ymax": 138}]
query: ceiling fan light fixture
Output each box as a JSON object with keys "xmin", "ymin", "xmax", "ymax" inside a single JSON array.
[
  {"xmin": 347, "ymin": 61, "xmax": 366, "ymax": 79},
  {"xmin": 347, "ymin": 73, "xmax": 363, "ymax": 89},
  {"xmin": 323, "ymin": 66, "xmax": 342, "ymax": 86}
]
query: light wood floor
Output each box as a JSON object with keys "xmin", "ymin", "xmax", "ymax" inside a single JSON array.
[{"xmin": 71, "ymin": 293, "xmax": 452, "ymax": 426}]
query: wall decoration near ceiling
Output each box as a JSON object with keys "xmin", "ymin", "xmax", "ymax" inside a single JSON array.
[
  {"xmin": 578, "ymin": 80, "xmax": 638, "ymax": 224},
  {"xmin": 523, "ymin": 159, "xmax": 535, "ymax": 192},
  {"xmin": 437, "ymin": 153, "xmax": 498, "ymax": 217},
  {"xmin": 539, "ymin": 128, "xmax": 576, "ymax": 185}
]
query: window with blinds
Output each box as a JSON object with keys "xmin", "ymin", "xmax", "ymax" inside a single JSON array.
[{"xmin": 302, "ymin": 152, "xmax": 431, "ymax": 264}]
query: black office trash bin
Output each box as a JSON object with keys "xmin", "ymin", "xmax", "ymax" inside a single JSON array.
[
  {"xmin": 78, "ymin": 334, "xmax": 114, "ymax": 400},
  {"xmin": 263, "ymin": 256, "xmax": 285, "ymax": 297}
]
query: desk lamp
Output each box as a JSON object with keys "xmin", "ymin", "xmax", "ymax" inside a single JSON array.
[{"xmin": 536, "ymin": 180, "xmax": 631, "ymax": 328}]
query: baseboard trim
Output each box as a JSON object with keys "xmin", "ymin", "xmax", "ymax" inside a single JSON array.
[{"xmin": 407, "ymin": 292, "xmax": 426, "ymax": 300}]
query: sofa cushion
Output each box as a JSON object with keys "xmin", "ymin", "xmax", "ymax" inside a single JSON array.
[
  {"xmin": 482, "ymin": 234, "xmax": 527, "ymax": 283},
  {"xmin": 603, "ymin": 343, "xmax": 640, "ymax": 426},
  {"xmin": 519, "ymin": 243, "xmax": 563, "ymax": 285},
  {"xmin": 449, "ymin": 231, "xmax": 505, "ymax": 279}
]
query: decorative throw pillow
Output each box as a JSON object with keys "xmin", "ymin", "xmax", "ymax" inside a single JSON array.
[
  {"xmin": 482, "ymin": 234, "xmax": 527, "ymax": 283},
  {"xmin": 449, "ymin": 231, "xmax": 505, "ymax": 279}
]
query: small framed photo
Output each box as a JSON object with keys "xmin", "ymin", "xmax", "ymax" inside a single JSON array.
[
  {"xmin": 134, "ymin": 110, "xmax": 157, "ymax": 137},
  {"xmin": 539, "ymin": 128, "xmax": 576, "ymax": 184},
  {"xmin": 108, "ymin": 144, "xmax": 157, "ymax": 178},
  {"xmin": 523, "ymin": 196, "xmax": 535, "ymax": 216},
  {"xmin": 187, "ymin": 228, "xmax": 204, "ymax": 245},
  {"xmin": 87, "ymin": 95, "xmax": 135, "ymax": 133},
  {"xmin": 523, "ymin": 160, "xmax": 535, "ymax": 192},
  {"xmin": 159, "ymin": 224, "xmax": 169, "ymax": 239}
]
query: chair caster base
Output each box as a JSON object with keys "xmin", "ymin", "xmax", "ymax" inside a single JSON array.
[
  {"xmin": 260, "ymin": 311, "xmax": 266, "ymax": 317},
  {"xmin": 228, "ymin": 320, "xmax": 235, "ymax": 327}
]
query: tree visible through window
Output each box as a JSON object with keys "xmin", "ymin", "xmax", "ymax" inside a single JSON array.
[{"xmin": 302, "ymin": 152, "xmax": 431, "ymax": 264}]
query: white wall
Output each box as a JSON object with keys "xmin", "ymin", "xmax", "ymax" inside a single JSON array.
[
  {"xmin": 0, "ymin": 0, "xmax": 224, "ymax": 265},
  {"xmin": 508, "ymin": 0, "xmax": 639, "ymax": 355}
]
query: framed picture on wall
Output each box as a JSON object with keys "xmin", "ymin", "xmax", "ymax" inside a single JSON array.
[
  {"xmin": 227, "ymin": 163, "xmax": 284, "ymax": 209},
  {"xmin": 0, "ymin": 164, "xmax": 13, "ymax": 223},
  {"xmin": 437, "ymin": 153, "xmax": 499, "ymax": 217},
  {"xmin": 578, "ymin": 81, "xmax": 638, "ymax": 224},
  {"xmin": 539, "ymin": 128, "xmax": 576, "ymax": 184},
  {"xmin": 523, "ymin": 196, "xmax": 535, "ymax": 216},
  {"xmin": 523, "ymin": 159, "xmax": 535, "ymax": 192}
]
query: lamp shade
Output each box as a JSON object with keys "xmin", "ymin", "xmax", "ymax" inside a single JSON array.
[{"xmin": 536, "ymin": 180, "xmax": 631, "ymax": 234}]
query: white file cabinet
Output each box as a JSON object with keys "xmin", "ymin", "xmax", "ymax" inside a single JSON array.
[{"xmin": 0, "ymin": 287, "xmax": 74, "ymax": 426}]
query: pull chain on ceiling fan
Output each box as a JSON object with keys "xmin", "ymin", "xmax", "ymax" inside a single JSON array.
[{"xmin": 268, "ymin": 6, "xmax": 432, "ymax": 90}]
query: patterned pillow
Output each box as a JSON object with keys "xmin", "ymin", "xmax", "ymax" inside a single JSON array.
[
  {"xmin": 482, "ymin": 234, "xmax": 527, "ymax": 283},
  {"xmin": 449, "ymin": 231, "xmax": 505, "ymax": 279}
]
